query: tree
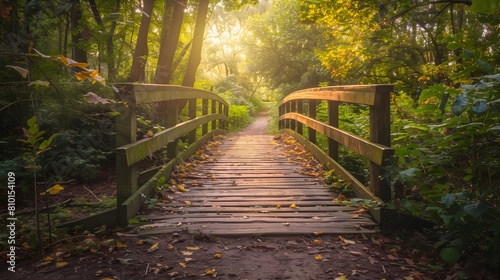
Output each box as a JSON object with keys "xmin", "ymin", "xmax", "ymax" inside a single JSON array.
[
  {"xmin": 129, "ymin": 0, "xmax": 155, "ymax": 82},
  {"xmin": 155, "ymin": 0, "xmax": 186, "ymax": 84}
]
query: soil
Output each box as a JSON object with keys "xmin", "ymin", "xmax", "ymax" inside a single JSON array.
[{"xmin": 0, "ymin": 111, "xmax": 486, "ymax": 279}]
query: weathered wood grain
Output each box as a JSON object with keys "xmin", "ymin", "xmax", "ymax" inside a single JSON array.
[{"xmin": 130, "ymin": 135, "xmax": 376, "ymax": 236}]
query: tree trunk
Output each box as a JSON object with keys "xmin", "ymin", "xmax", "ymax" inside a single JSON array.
[
  {"xmin": 87, "ymin": 0, "xmax": 120, "ymax": 81},
  {"xmin": 182, "ymin": 0, "xmax": 209, "ymax": 87},
  {"xmin": 155, "ymin": 0, "xmax": 185, "ymax": 84},
  {"xmin": 71, "ymin": 0, "xmax": 87, "ymax": 62},
  {"xmin": 129, "ymin": 0, "xmax": 155, "ymax": 82}
]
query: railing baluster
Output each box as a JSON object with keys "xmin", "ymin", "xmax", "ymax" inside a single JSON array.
[
  {"xmin": 202, "ymin": 99, "xmax": 208, "ymax": 135},
  {"xmin": 297, "ymin": 100, "xmax": 303, "ymax": 135},
  {"xmin": 188, "ymin": 98, "xmax": 197, "ymax": 143},
  {"xmin": 328, "ymin": 100, "xmax": 339, "ymax": 161},
  {"xmin": 308, "ymin": 99, "xmax": 316, "ymax": 144}
]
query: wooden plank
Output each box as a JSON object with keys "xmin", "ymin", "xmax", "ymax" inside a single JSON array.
[
  {"xmin": 128, "ymin": 133, "xmax": 377, "ymax": 235},
  {"xmin": 134, "ymin": 222, "xmax": 374, "ymax": 236},
  {"xmin": 280, "ymin": 85, "xmax": 393, "ymax": 106},
  {"xmin": 115, "ymin": 83, "xmax": 228, "ymax": 106},
  {"xmin": 117, "ymin": 114, "xmax": 228, "ymax": 165},
  {"xmin": 280, "ymin": 113, "xmax": 393, "ymax": 165}
]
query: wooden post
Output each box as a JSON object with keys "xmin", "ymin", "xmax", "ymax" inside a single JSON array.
[
  {"xmin": 211, "ymin": 100, "xmax": 217, "ymax": 131},
  {"xmin": 369, "ymin": 85, "xmax": 393, "ymax": 201},
  {"xmin": 188, "ymin": 98, "xmax": 197, "ymax": 143},
  {"xmin": 308, "ymin": 100, "xmax": 316, "ymax": 144},
  {"xmin": 290, "ymin": 100, "xmax": 296, "ymax": 131},
  {"xmin": 297, "ymin": 100, "xmax": 303, "ymax": 135},
  {"xmin": 224, "ymin": 104, "xmax": 229, "ymax": 130},
  {"xmin": 218, "ymin": 102, "xmax": 223, "ymax": 129},
  {"xmin": 115, "ymin": 104, "xmax": 137, "ymax": 207},
  {"xmin": 202, "ymin": 99, "xmax": 208, "ymax": 135},
  {"xmin": 278, "ymin": 104, "xmax": 284, "ymax": 130},
  {"xmin": 328, "ymin": 100, "xmax": 339, "ymax": 161},
  {"xmin": 165, "ymin": 101, "xmax": 179, "ymax": 160}
]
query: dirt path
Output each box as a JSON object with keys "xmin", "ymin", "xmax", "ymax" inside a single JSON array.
[{"xmin": 7, "ymin": 115, "xmax": 431, "ymax": 280}]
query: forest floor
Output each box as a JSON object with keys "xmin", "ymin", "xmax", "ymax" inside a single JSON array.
[{"xmin": 2, "ymin": 111, "xmax": 493, "ymax": 279}]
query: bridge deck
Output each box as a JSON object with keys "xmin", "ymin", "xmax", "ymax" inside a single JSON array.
[{"xmin": 129, "ymin": 134, "xmax": 376, "ymax": 236}]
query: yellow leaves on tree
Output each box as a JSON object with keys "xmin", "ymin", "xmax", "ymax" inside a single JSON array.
[{"xmin": 40, "ymin": 184, "xmax": 64, "ymax": 196}]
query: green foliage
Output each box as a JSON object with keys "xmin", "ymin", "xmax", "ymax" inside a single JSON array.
[
  {"xmin": 388, "ymin": 74, "xmax": 500, "ymax": 268},
  {"xmin": 228, "ymin": 105, "xmax": 251, "ymax": 131}
]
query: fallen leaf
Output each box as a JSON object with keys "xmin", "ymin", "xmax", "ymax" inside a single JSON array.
[
  {"xmin": 43, "ymin": 256, "xmax": 54, "ymax": 261},
  {"xmin": 276, "ymin": 204, "xmax": 281, "ymax": 209},
  {"xmin": 178, "ymin": 185, "xmax": 187, "ymax": 192},
  {"xmin": 335, "ymin": 276, "xmax": 347, "ymax": 280},
  {"xmin": 339, "ymin": 236, "xmax": 356, "ymax": 245},
  {"xmin": 178, "ymin": 262, "xmax": 186, "ymax": 268},
  {"xmin": 312, "ymin": 216, "xmax": 321, "ymax": 220},
  {"xmin": 166, "ymin": 244, "xmax": 174, "ymax": 250},
  {"xmin": 313, "ymin": 239, "xmax": 322, "ymax": 245},
  {"xmin": 205, "ymin": 268, "xmax": 216, "ymax": 275},
  {"xmin": 192, "ymin": 180, "xmax": 198, "ymax": 187},
  {"xmin": 283, "ymin": 223, "xmax": 290, "ymax": 226},
  {"xmin": 349, "ymin": 251, "xmax": 363, "ymax": 256},
  {"xmin": 116, "ymin": 241, "xmax": 127, "ymax": 249},
  {"xmin": 136, "ymin": 240, "xmax": 145, "ymax": 245},
  {"xmin": 181, "ymin": 251, "xmax": 193, "ymax": 256},
  {"xmin": 214, "ymin": 253, "xmax": 222, "ymax": 258},
  {"xmin": 56, "ymin": 261, "xmax": 68, "ymax": 267},
  {"xmin": 186, "ymin": 246, "xmax": 203, "ymax": 251},
  {"xmin": 313, "ymin": 231, "xmax": 324, "ymax": 236},
  {"xmin": 315, "ymin": 254, "xmax": 323, "ymax": 261},
  {"xmin": 290, "ymin": 203, "xmax": 297, "ymax": 208},
  {"xmin": 147, "ymin": 242, "xmax": 159, "ymax": 252}
]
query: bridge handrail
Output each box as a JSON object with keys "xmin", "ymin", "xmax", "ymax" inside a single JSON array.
[
  {"xmin": 114, "ymin": 83, "xmax": 229, "ymax": 226},
  {"xmin": 278, "ymin": 84, "xmax": 394, "ymax": 205}
]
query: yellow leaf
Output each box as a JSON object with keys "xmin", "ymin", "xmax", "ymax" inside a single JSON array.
[
  {"xmin": 181, "ymin": 251, "xmax": 193, "ymax": 256},
  {"xmin": 290, "ymin": 203, "xmax": 297, "ymax": 208},
  {"xmin": 43, "ymin": 256, "xmax": 54, "ymax": 261},
  {"xmin": 313, "ymin": 239, "xmax": 322, "ymax": 245},
  {"xmin": 184, "ymin": 200, "xmax": 192, "ymax": 206},
  {"xmin": 211, "ymin": 175, "xmax": 216, "ymax": 179},
  {"xmin": 56, "ymin": 261, "xmax": 68, "ymax": 267},
  {"xmin": 313, "ymin": 231, "xmax": 324, "ymax": 236},
  {"xmin": 145, "ymin": 130, "xmax": 154, "ymax": 137},
  {"xmin": 178, "ymin": 262, "xmax": 186, "ymax": 268},
  {"xmin": 192, "ymin": 180, "xmax": 198, "ymax": 187},
  {"xmin": 214, "ymin": 253, "xmax": 222, "ymax": 258},
  {"xmin": 147, "ymin": 242, "xmax": 159, "ymax": 252},
  {"xmin": 178, "ymin": 185, "xmax": 186, "ymax": 192},
  {"xmin": 44, "ymin": 184, "xmax": 64, "ymax": 195},
  {"xmin": 315, "ymin": 254, "xmax": 323, "ymax": 261},
  {"xmin": 186, "ymin": 246, "xmax": 203, "ymax": 251},
  {"xmin": 335, "ymin": 276, "xmax": 347, "ymax": 280},
  {"xmin": 205, "ymin": 268, "xmax": 216, "ymax": 275},
  {"xmin": 40, "ymin": 191, "xmax": 47, "ymax": 196},
  {"xmin": 136, "ymin": 240, "xmax": 145, "ymax": 245},
  {"xmin": 116, "ymin": 242, "xmax": 127, "ymax": 249},
  {"xmin": 166, "ymin": 244, "xmax": 174, "ymax": 250},
  {"xmin": 276, "ymin": 204, "xmax": 281, "ymax": 209}
]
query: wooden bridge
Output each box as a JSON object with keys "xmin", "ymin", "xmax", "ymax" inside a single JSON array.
[{"xmin": 64, "ymin": 83, "xmax": 394, "ymax": 235}]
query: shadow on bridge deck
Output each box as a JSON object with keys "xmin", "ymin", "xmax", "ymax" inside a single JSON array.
[{"xmin": 128, "ymin": 134, "xmax": 376, "ymax": 236}]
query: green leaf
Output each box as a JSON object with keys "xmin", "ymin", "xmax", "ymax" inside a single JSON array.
[
  {"xmin": 438, "ymin": 92, "xmax": 450, "ymax": 113},
  {"xmin": 464, "ymin": 200, "xmax": 488, "ymax": 219},
  {"xmin": 440, "ymin": 247, "xmax": 461, "ymax": 265},
  {"xmin": 463, "ymin": 49, "xmax": 475, "ymax": 59},
  {"xmin": 29, "ymin": 80, "xmax": 50, "ymax": 87},
  {"xmin": 446, "ymin": 42, "xmax": 461, "ymax": 50},
  {"xmin": 472, "ymin": 99, "xmax": 488, "ymax": 116},
  {"xmin": 476, "ymin": 60, "xmax": 493, "ymax": 73},
  {"xmin": 39, "ymin": 133, "xmax": 58, "ymax": 150},
  {"xmin": 470, "ymin": 0, "xmax": 499, "ymax": 14},
  {"xmin": 451, "ymin": 94, "xmax": 468, "ymax": 116}
]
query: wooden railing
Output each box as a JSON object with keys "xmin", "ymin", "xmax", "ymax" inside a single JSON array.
[
  {"xmin": 278, "ymin": 85, "xmax": 394, "ymax": 217},
  {"xmin": 113, "ymin": 83, "xmax": 229, "ymax": 226}
]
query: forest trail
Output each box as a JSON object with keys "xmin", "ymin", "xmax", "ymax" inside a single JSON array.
[{"xmin": 12, "ymin": 113, "xmax": 423, "ymax": 280}]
